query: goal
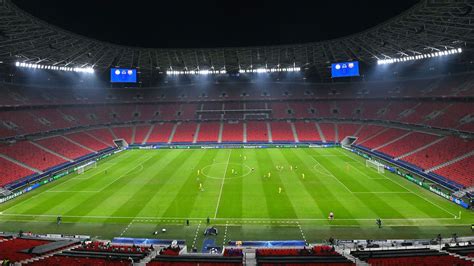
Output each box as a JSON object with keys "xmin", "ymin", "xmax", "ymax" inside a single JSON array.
[
  {"xmin": 366, "ymin": 159, "xmax": 385, "ymax": 174},
  {"xmin": 77, "ymin": 161, "xmax": 97, "ymax": 174}
]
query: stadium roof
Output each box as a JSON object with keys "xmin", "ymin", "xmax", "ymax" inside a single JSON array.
[{"xmin": 0, "ymin": 0, "xmax": 473, "ymax": 80}]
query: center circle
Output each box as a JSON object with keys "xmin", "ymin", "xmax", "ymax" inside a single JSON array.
[{"xmin": 201, "ymin": 163, "xmax": 252, "ymax": 180}]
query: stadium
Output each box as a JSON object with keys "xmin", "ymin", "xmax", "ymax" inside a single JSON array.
[{"xmin": 0, "ymin": 0, "xmax": 473, "ymax": 265}]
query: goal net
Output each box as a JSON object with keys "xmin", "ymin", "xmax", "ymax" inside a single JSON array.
[
  {"xmin": 77, "ymin": 161, "xmax": 97, "ymax": 174},
  {"xmin": 366, "ymin": 159, "xmax": 385, "ymax": 174}
]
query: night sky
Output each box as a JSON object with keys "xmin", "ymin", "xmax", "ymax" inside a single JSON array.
[{"xmin": 13, "ymin": 0, "xmax": 419, "ymax": 48}]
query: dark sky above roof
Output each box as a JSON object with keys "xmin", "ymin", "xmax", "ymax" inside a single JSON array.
[{"xmin": 13, "ymin": 0, "xmax": 419, "ymax": 48}]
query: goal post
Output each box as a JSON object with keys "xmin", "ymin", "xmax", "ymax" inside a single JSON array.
[
  {"xmin": 366, "ymin": 159, "xmax": 385, "ymax": 174},
  {"xmin": 77, "ymin": 160, "xmax": 97, "ymax": 174}
]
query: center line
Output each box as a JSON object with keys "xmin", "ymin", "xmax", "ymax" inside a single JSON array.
[{"xmin": 214, "ymin": 149, "xmax": 232, "ymax": 218}]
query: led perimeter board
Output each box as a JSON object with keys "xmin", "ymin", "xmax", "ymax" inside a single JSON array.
[
  {"xmin": 331, "ymin": 61, "xmax": 360, "ymax": 78},
  {"xmin": 110, "ymin": 68, "xmax": 137, "ymax": 83}
]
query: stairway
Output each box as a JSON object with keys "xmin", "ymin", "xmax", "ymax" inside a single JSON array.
[
  {"xmin": 193, "ymin": 123, "xmax": 201, "ymax": 143},
  {"xmin": 142, "ymin": 124, "xmax": 155, "ymax": 144},
  {"xmin": 218, "ymin": 122, "xmax": 224, "ymax": 143},
  {"xmin": 131, "ymin": 125, "xmax": 136, "ymax": 144},
  {"xmin": 243, "ymin": 123, "xmax": 247, "ymax": 143},
  {"xmin": 108, "ymin": 127, "xmax": 118, "ymax": 139},
  {"xmin": 334, "ymin": 123, "xmax": 339, "ymax": 143},
  {"xmin": 290, "ymin": 122, "xmax": 299, "ymax": 143},
  {"xmin": 168, "ymin": 123, "xmax": 179, "ymax": 144},
  {"xmin": 266, "ymin": 122, "xmax": 273, "ymax": 143},
  {"xmin": 315, "ymin": 122, "xmax": 326, "ymax": 143}
]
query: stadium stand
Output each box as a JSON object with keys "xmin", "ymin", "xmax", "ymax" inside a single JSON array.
[
  {"xmin": 0, "ymin": 141, "xmax": 67, "ymax": 171},
  {"xmin": 318, "ymin": 122, "xmax": 336, "ymax": 142},
  {"xmin": 402, "ymin": 136, "xmax": 474, "ymax": 171},
  {"xmin": 197, "ymin": 122, "xmax": 220, "ymax": 142},
  {"xmin": 351, "ymin": 248, "xmax": 472, "ymax": 266},
  {"xmin": 86, "ymin": 128, "xmax": 116, "ymax": 146},
  {"xmin": 134, "ymin": 125, "xmax": 152, "ymax": 144},
  {"xmin": 434, "ymin": 155, "xmax": 474, "ymax": 187},
  {"xmin": 221, "ymin": 122, "xmax": 243, "ymax": 143},
  {"xmin": 0, "ymin": 237, "xmax": 52, "ymax": 262},
  {"xmin": 111, "ymin": 126, "xmax": 133, "ymax": 144},
  {"xmin": 35, "ymin": 136, "xmax": 91, "ymax": 160},
  {"xmin": 172, "ymin": 122, "xmax": 197, "ymax": 143},
  {"xmin": 269, "ymin": 121, "xmax": 294, "ymax": 142},
  {"xmin": 294, "ymin": 121, "xmax": 321, "ymax": 142},
  {"xmin": 0, "ymin": 157, "xmax": 35, "ymax": 187},
  {"xmin": 246, "ymin": 121, "xmax": 269, "ymax": 142},
  {"xmin": 65, "ymin": 132, "xmax": 111, "ymax": 151},
  {"xmin": 377, "ymin": 131, "xmax": 440, "ymax": 159},
  {"xmin": 147, "ymin": 123, "xmax": 174, "ymax": 143}
]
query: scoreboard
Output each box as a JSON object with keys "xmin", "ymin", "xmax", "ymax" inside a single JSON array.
[
  {"xmin": 331, "ymin": 61, "xmax": 360, "ymax": 78},
  {"xmin": 110, "ymin": 68, "xmax": 137, "ymax": 83}
]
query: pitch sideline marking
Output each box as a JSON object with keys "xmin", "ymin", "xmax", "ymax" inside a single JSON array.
[
  {"xmin": 339, "ymin": 149, "xmax": 458, "ymax": 218},
  {"xmin": 0, "ymin": 213, "xmax": 457, "ymax": 222},
  {"xmin": 214, "ymin": 149, "xmax": 232, "ymax": 218}
]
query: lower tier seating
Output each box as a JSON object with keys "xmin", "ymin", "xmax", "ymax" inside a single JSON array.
[
  {"xmin": 0, "ymin": 158, "xmax": 35, "ymax": 187},
  {"xmin": 0, "ymin": 141, "xmax": 67, "ymax": 171},
  {"xmin": 36, "ymin": 136, "xmax": 92, "ymax": 160},
  {"xmin": 433, "ymin": 155, "xmax": 474, "ymax": 187},
  {"xmin": 65, "ymin": 132, "xmax": 111, "ymax": 151},
  {"xmin": 270, "ymin": 121, "xmax": 294, "ymax": 142},
  {"xmin": 402, "ymin": 136, "xmax": 474, "ymax": 171},
  {"xmin": 0, "ymin": 238, "xmax": 51, "ymax": 262},
  {"xmin": 294, "ymin": 121, "xmax": 321, "ymax": 142},
  {"xmin": 221, "ymin": 123, "xmax": 243, "ymax": 142},
  {"xmin": 351, "ymin": 248, "xmax": 472, "ymax": 266},
  {"xmin": 28, "ymin": 255, "xmax": 129, "ymax": 266}
]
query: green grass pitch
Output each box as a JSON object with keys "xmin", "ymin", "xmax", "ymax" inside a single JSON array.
[{"xmin": 0, "ymin": 147, "xmax": 473, "ymax": 249}]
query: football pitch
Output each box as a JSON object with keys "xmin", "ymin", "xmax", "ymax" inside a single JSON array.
[{"xmin": 1, "ymin": 147, "xmax": 473, "ymax": 249}]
